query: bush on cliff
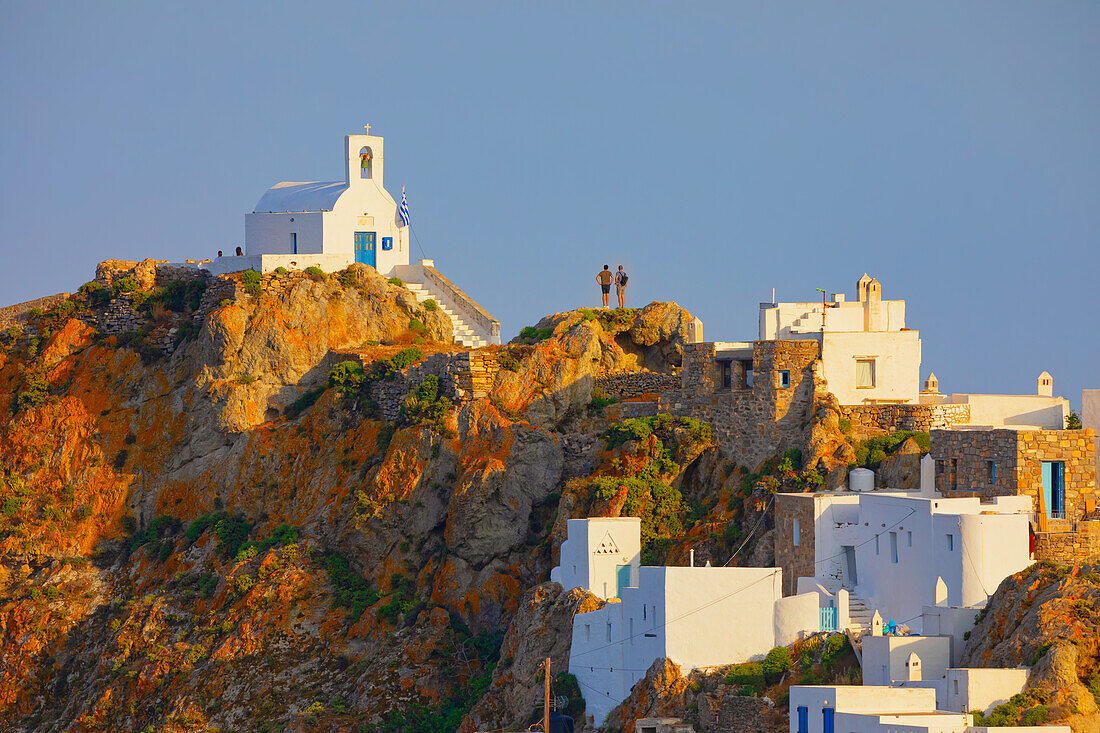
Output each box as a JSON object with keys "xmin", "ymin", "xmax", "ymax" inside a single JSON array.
[{"xmin": 241, "ymin": 269, "xmax": 262, "ymax": 296}]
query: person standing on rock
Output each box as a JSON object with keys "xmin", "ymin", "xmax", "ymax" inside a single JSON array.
[
  {"xmin": 615, "ymin": 265, "xmax": 628, "ymax": 308},
  {"xmin": 596, "ymin": 265, "xmax": 613, "ymax": 307}
]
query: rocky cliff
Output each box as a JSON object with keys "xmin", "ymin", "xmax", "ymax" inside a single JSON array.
[
  {"xmin": 961, "ymin": 561, "xmax": 1100, "ymax": 732},
  {"xmin": 0, "ymin": 264, "xmax": 768, "ymax": 732}
]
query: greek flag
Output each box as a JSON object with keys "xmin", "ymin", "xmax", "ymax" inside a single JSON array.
[{"xmin": 399, "ymin": 187, "xmax": 410, "ymax": 227}]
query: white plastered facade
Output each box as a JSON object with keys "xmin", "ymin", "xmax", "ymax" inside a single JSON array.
[
  {"xmin": 783, "ymin": 479, "xmax": 1031, "ymax": 631},
  {"xmin": 243, "ymin": 132, "xmax": 409, "ymax": 275},
  {"xmin": 758, "ymin": 275, "xmax": 920, "ymax": 405},
  {"xmin": 550, "ymin": 518, "xmax": 641, "ymax": 601},
  {"xmin": 554, "ymin": 520, "xmax": 817, "ymax": 726},
  {"xmin": 788, "ymin": 684, "xmax": 1066, "ymax": 733}
]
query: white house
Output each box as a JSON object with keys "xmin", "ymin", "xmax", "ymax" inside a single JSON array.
[
  {"xmin": 920, "ymin": 372, "xmax": 1070, "ymax": 430},
  {"xmin": 777, "ymin": 462, "xmax": 1032, "ymax": 633},
  {"xmin": 758, "ymin": 275, "xmax": 921, "ymax": 405},
  {"xmin": 788, "ymin": 684, "xmax": 1066, "ymax": 733},
  {"xmin": 555, "ymin": 519, "xmax": 820, "ymax": 726}
]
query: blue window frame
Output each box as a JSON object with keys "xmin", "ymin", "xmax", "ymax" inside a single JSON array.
[
  {"xmin": 290, "ymin": 232, "xmax": 297, "ymax": 254},
  {"xmin": 779, "ymin": 370, "xmax": 791, "ymax": 388},
  {"xmin": 946, "ymin": 533, "xmax": 954, "ymax": 552},
  {"xmin": 797, "ymin": 706, "xmax": 808, "ymax": 733},
  {"xmin": 382, "ymin": 236, "xmax": 393, "ymax": 250}
]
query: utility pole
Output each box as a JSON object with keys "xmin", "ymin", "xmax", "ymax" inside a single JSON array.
[{"xmin": 543, "ymin": 657, "xmax": 551, "ymax": 733}]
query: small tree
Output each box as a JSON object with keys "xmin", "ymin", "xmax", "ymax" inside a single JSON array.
[{"xmin": 1066, "ymin": 410, "xmax": 1082, "ymax": 430}]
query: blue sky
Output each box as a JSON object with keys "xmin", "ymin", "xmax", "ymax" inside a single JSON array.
[{"xmin": 2, "ymin": 2, "xmax": 1097, "ymax": 406}]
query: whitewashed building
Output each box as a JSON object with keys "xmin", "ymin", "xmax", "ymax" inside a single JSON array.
[
  {"xmin": 758, "ymin": 275, "xmax": 921, "ymax": 405},
  {"xmin": 776, "ymin": 459, "xmax": 1033, "ymax": 633},
  {"xmin": 169, "ymin": 128, "xmax": 502, "ymax": 347},
  {"xmin": 788, "ymin": 684, "xmax": 1065, "ymax": 733},
  {"xmin": 555, "ymin": 519, "xmax": 820, "ymax": 726},
  {"xmin": 920, "ymin": 372, "xmax": 1070, "ymax": 430},
  {"xmin": 243, "ymin": 129, "xmax": 408, "ymax": 276}
]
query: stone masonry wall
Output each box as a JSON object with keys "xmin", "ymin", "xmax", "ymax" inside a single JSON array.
[
  {"xmin": 594, "ymin": 371, "xmax": 681, "ymax": 401},
  {"xmin": 931, "ymin": 428, "xmax": 1097, "ymax": 521},
  {"xmin": 841, "ymin": 403, "xmax": 971, "ymax": 438},
  {"xmin": 660, "ymin": 340, "xmax": 821, "ymax": 470},
  {"xmin": 368, "ymin": 351, "xmax": 500, "ymax": 421},
  {"xmin": 774, "ymin": 493, "xmax": 816, "ymax": 596},
  {"xmin": 0, "ymin": 293, "xmax": 70, "ymax": 331},
  {"xmin": 1034, "ymin": 520, "xmax": 1100, "ymax": 564}
]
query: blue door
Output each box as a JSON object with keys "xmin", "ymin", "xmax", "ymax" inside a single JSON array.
[
  {"xmin": 1042, "ymin": 461, "xmax": 1065, "ymax": 519},
  {"xmin": 823, "ymin": 707, "xmax": 834, "ymax": 733},
  {"xmin": 354, "ymin": 231, "xmax": 376, "ymax": 267},
  {"xmin": 796, "ymin": 707, "xmax": 808, "ymax": 733},
  {"xmin": 616, "ymin": 565, "xmax": 631, "ymax": 597}
]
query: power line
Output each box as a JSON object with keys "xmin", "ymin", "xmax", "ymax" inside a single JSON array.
[{"xmin": 723, "ymin": 495, "xmax": 774, "ymax": 566}]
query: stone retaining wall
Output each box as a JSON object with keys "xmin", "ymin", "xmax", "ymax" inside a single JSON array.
[
  {"xmin": 368, "ymin": 351, "xmax": 501, "ymax": 421},
  {"xmin": 840, "ymin": 403, "xmax": 970, "ymax": 437},
  {"xmin": 0, "ymin": 294, "xmax": 70, "ymax": 331},
  {"xmin": 1034, "ymin": 520, "xmax": 1100, "ymax": 563},
  {"xmin": 594, "ymin": 371, "xmax": 680, "ymax": 400}
]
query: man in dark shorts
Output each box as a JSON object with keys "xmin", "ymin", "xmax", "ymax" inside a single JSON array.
[{"xmin": 596, "ymin": 265, "xmax": 613, "ymax": 306}]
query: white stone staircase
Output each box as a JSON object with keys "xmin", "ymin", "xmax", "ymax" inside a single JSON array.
[
  {"xmin": 404, "ymin": 282, "xmax": 488, "ymax": 348},
  {"xmin": 846, "ymin": 593, "xmax": 873, "ymax": 634}
]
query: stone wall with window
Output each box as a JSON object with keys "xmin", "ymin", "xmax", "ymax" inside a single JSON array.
[
  {"xmin": 931, "ymin": 428, "xmax": 1097, "ymax": 521},
  {"xmin": 660, "ymin": 340, "xmax": 822, "ymax": 469},
  {"xmin": 774, "ymin": 493, "xmax": 817, "ymax": 596}
]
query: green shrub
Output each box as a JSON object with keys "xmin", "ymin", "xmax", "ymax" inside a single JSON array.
[
  {"xmin": 762, "ymin": 646, "xmax": 791, "ymax": 683},
  {"xmin": 285, "ymin": 385, "xmax": 326, "ymax": 419},
  {"xmin": 44, "ymin": 586, "xmax": 61, "ymax": 601},
  {"xmin": 722, "ymin": 522, "xmax": 743, "ymax": 546},
  {"xmin": 423, "ymin": 298, "xmax": 438, "ymax": 312},
  {"xmin": 317, "ymin": 552, "xmax": 380, "ymax": 621},
  {"xmin": 1066, "ymin": 410, "xmax": 1083, "ymax": 429},
  {"xmin": 274, "ymin": 266, "xmax": 288, "ymax": 275},
  {"xmin": 113, "ymin": 276, "xmax": 139, "ymax": 295},
  {"xmin": 587, "ymin": 387, "xmax": 619, "ymax": 416},
  {"xmin": 234, "ymin": 574, "xmax": 254, "ymax": 595},
  {"xmin": 496, "ymin": 351, "xmax": 520, "ymax": 372},
  {"xmin": 382, "ymin": 347, "xmax": 423, "ymax": 377},
  {"xmin": 724, "ymin": 662, "xmax": 764, "ymax": 692},
  {"xmin": 388, "ymin": 276, "xmax": 404, "ymax": 287},
  {"xmin": 198, "ymin": 573, "xmax": 218, "ymax": 598},
  {"xmin": 304, "ymin": 266, "xmax": 326, "ymax": 281},
  {"xmin": 408, "ymin": 318, "xmax": 428, "ymax": 336},
  {"xmin": 12, "ymin": 373, "xmax": 49, "ymax": 412},
  {"xmin": 55, "ymin": 300, "xmax": 76, "ymax": 319},
  {"xmin": 328, "ymin": 360, "xmax": 366, "ymax": 397},
  {"xmin": 235, "ymin": 374, "xmax": 258, "ymax": 385},
  {"xmin": 185, "ymin": 512, "xmax": 250, "ymax": 559},
  {"xmin": 241, "ymin": 269, "xmax": 262, "ymax": 296},
  {"xmin": 1, "ymin": 496, "xmax": 23, "ymax": 517},
  {"xmin": 518, "ymin": 326, "xmax": 554, "ymax": 342},
  {"xmin": 821, "ymin": 633, "xmax": 850, "ymax": 670}
]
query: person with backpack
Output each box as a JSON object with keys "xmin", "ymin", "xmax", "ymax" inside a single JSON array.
[
  {"xmin": 596, "ymin": 265, "xmax": 613, "ymax": 307},
  {"xmin": 615, "ymin": 265, "xmax": 629, "ymax": 308}
]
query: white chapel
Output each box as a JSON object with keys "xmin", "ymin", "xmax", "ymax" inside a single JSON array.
[
  {"xmin": 172, "ymin": 128, "xmax": 501, "ymax": 347},
  {"xmin": 244, "ymin": 127, "xmax": 408, "ymax": 276}
]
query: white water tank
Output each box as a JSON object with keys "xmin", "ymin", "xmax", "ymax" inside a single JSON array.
[{"xmin": 850, "ymin": 468, "xmax": 875, "ymax": 492}]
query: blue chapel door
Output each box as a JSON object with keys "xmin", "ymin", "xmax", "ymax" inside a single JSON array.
[
  {"xmin": 1042, "ymin": 461, "xmax": 1065, "ymax": 519},
  {"xmin": 354, "ymin": 231, "xmax": 376, "ymax": 267}
]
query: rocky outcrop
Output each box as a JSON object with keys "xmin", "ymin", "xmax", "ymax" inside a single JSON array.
[
  {"xmin": 874, "ymin": 437, "xmax": 924, "ymax": 490},
  {"xmin": 961, "ymin": 562, "xmax": 1100, "ymax": 732},
  {"xmin": 461, "ymin": 583, "xmax": 603, "ymax": 732}
]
